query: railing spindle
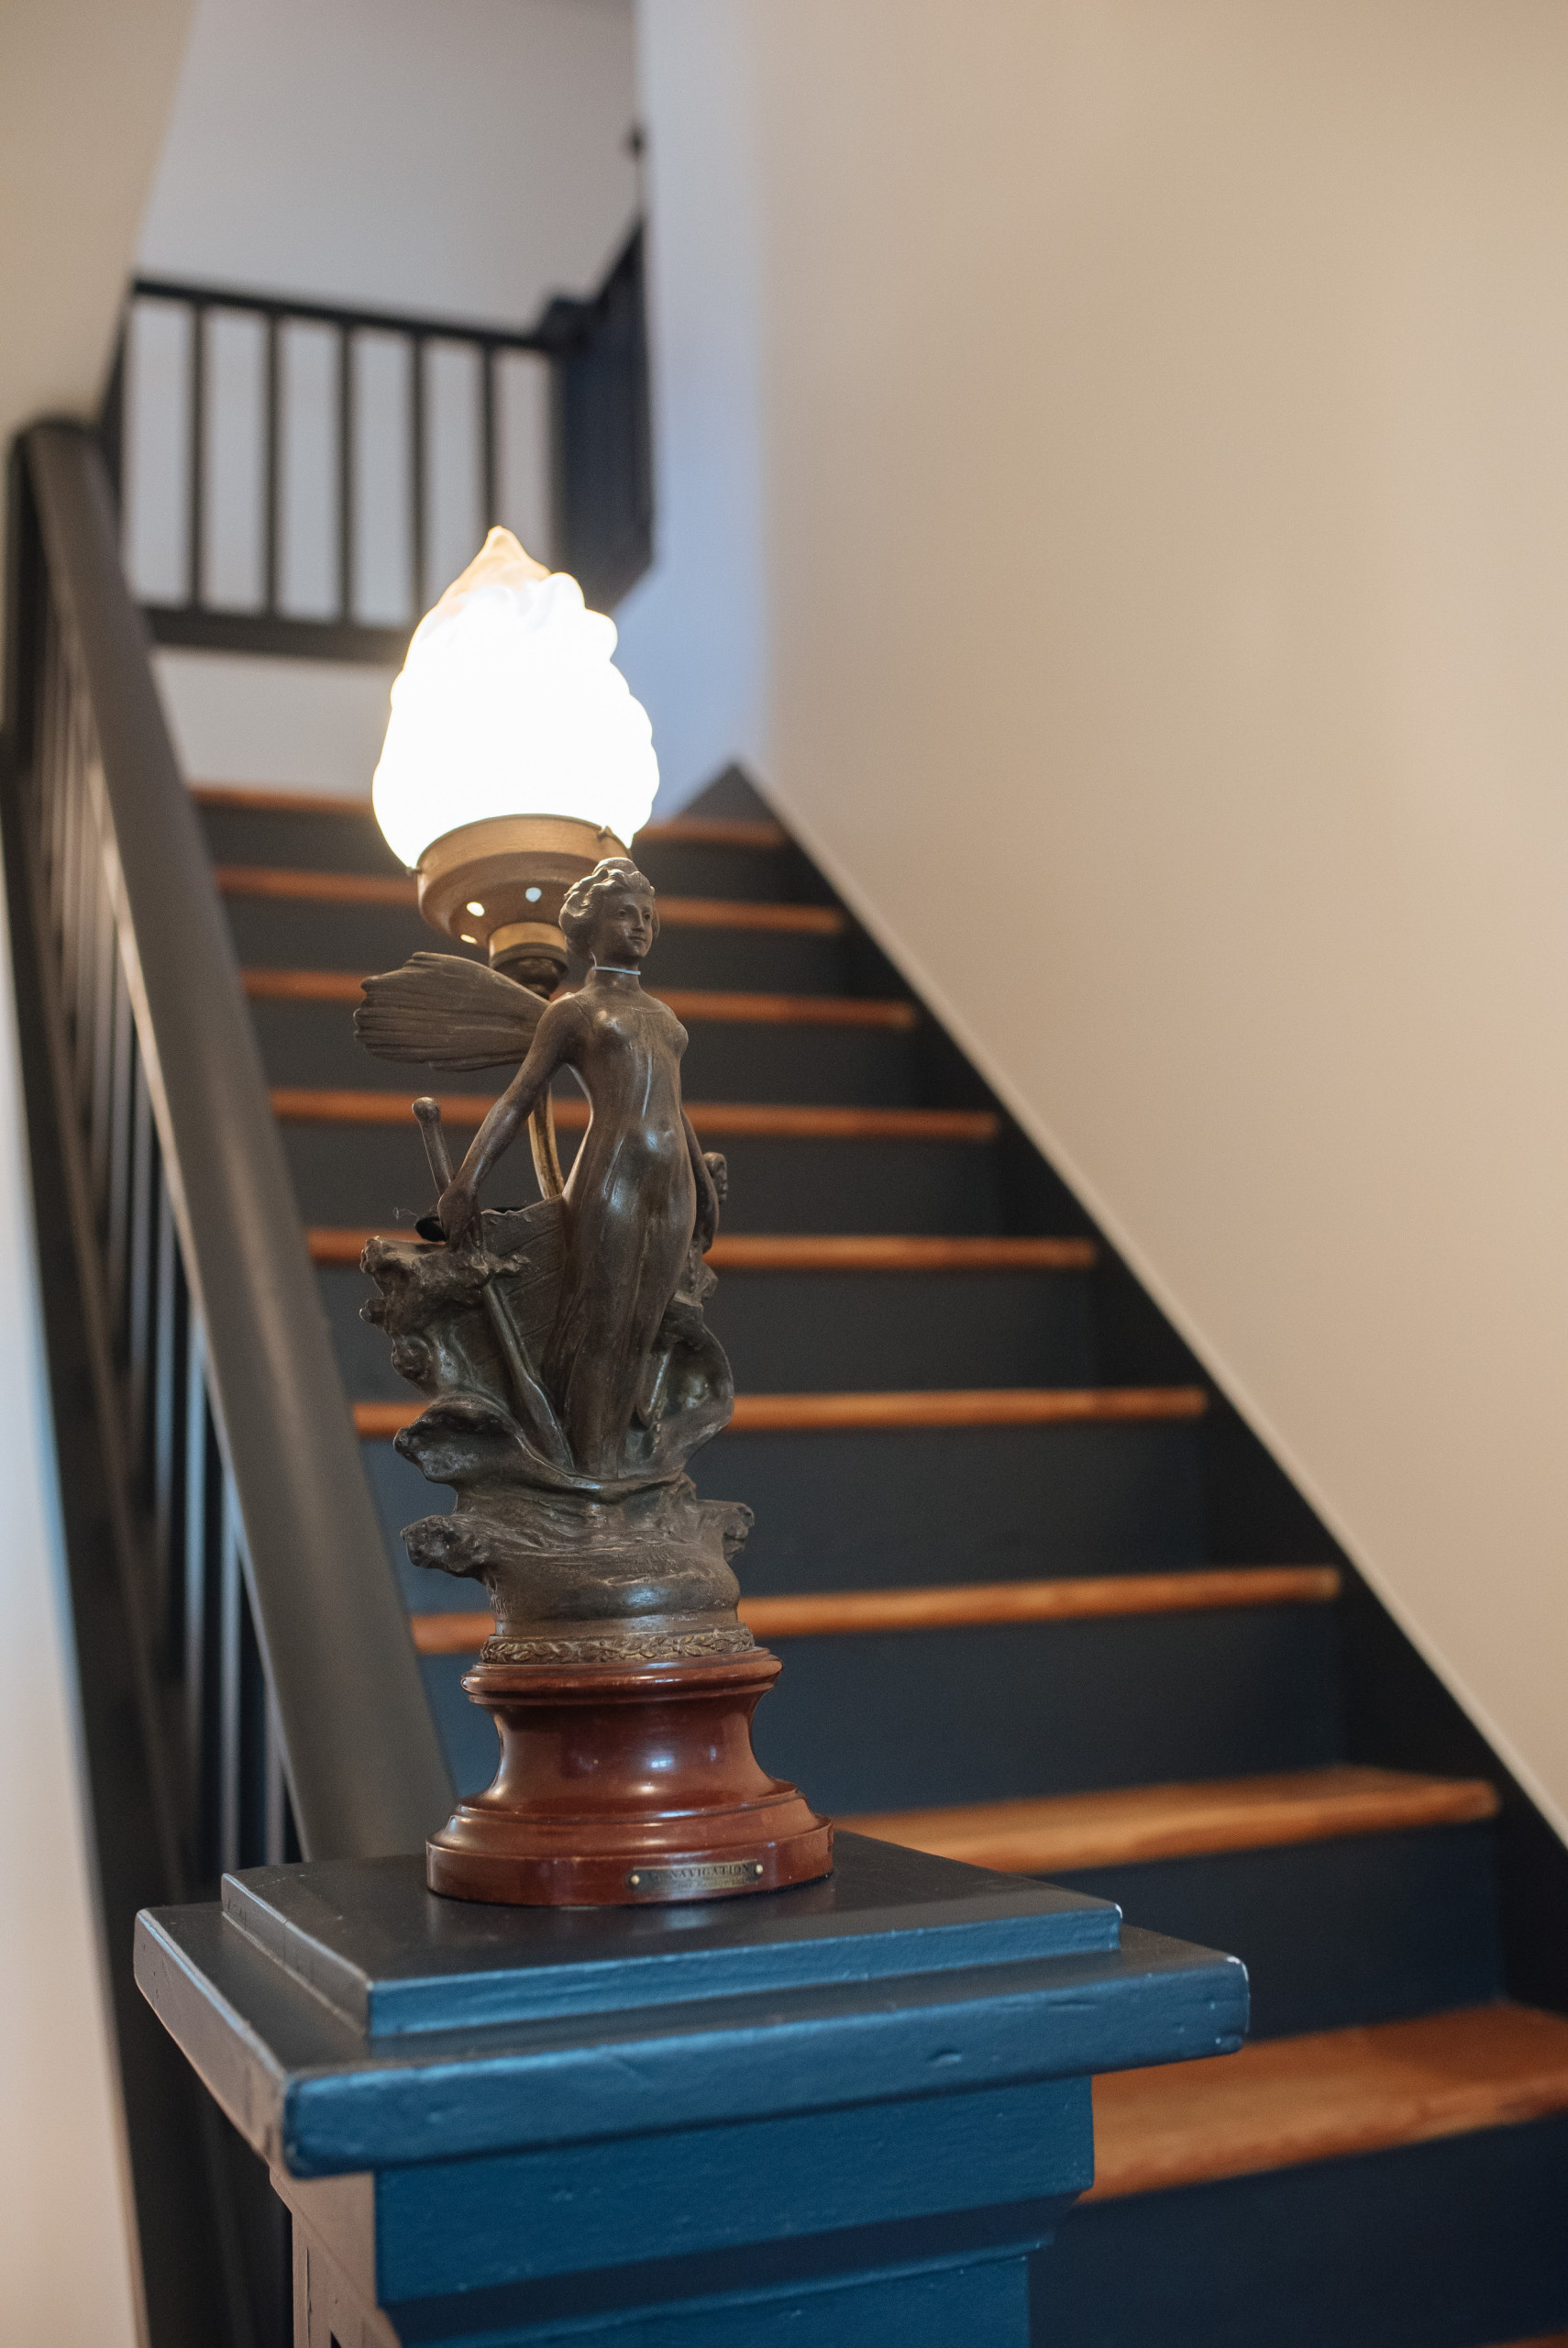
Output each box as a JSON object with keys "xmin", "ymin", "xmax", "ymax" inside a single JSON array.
[
  {"xmin": 481, "ymin": 340, "xmax": 498, "ymax": 528},
  {"xmin": 105, "ymin": 960, "xmax": 135, "ymax": 1341},
  {"xmin": 410, "ymin": 330, "xmax": 427, "ymax": 619},
  {"xmin": 263, "ymin": 312, "xmax": 281, "ymax": 618},
  {"xmin": 219, "ymin": 1478, "xmax": 244, "ymax": 1877},
  {"xmin": 88, "ymin": 857, "xmax": 117, "ymax": 1222},
  {"xmin": 151, "ymin": 1172, "xmax": 181, "ymax": 1634},
  {"xmin": 187, "ymin": 301, "xmax": 206, "ymax": 609},
  {"xmin": 337, "ymin": 324, "xmax": 354, "ymax": 624},
  {"xmin": 126, "ymin": 1056, "xmax": 155, "ymax": 1460}
]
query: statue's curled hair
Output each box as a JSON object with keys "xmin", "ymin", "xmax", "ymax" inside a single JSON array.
[{"xmin": 559, "ymin": 857, "xmax": 658, "ymax": 954}]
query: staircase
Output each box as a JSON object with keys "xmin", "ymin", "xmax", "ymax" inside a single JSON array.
[{"xmin": 198, "ymin": 764, "xmax": 1568, "ymax": 2348}]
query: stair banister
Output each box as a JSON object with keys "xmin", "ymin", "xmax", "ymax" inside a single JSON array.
[{"xmin": 6, "ymin": 418, "xmax": 452, "ymax": 1862}]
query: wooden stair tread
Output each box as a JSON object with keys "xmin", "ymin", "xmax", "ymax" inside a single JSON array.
[
  {"xmin": 218, "ymin": 865, "xmax": 845, "ymax": 934},
  {"xmin": 308, "ymin": 1227, "xmax": 1097, "ymax": 1271},
  {"xmin": 357, "ymin": 1385, "xmax": 1206, "ymax": 1439},
  {"xmin": 843, "ymin": 1764, "xmax": 1496, "ymax": 1874},
  {"xmin": 410, "ymin": 1567, "xmax": 1340, "ymax": 1657},
  {"xmin": 244, "ymin": 968, "xmax": 915, "ymax": 1028},
  {"xmin": 272, "ymin": 1088, "xmax": 999, "ymax": 1141},
  {"xmin": 1088, "ymin": 2003, "xmax": 1568, "ymax": 2199},
  {"xmin": 193, "ymin": 782, "xmax": 787, "ymax": 849}
]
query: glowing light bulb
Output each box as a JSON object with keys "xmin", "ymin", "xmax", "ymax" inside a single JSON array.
[
  {"xmin": 371, "ymin": 527, "xmax": 658, "ymax": 868},
  {"xmin": 466, "ymin": 901, "xmax": 486, "ymax": 916}
]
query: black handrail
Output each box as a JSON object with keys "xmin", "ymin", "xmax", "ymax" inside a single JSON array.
[
  {"xmin": 3, "ymin": 419, "xmax": 456, "ymax": 2341},
  {"xmin": 109, "ymin": 225, "xmax": 651, "ymax": 662}
]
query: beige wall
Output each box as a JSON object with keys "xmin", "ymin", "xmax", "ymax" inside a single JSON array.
[
  {"xmin": 635, "ymin": 0, "xmax": 1568, "ymax": 1835},
  {"xmin": 0, "ymin": 6, "xmax": 195, "ymax": 2337}
]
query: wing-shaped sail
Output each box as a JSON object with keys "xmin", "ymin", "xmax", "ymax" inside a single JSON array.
[{"xmin": 355, "ymin": 952, "xmax": 545, "ymax": 1070}]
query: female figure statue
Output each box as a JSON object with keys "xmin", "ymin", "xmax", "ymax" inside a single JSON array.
[{"xmin": 436, "ymin": 858, "xmax": 720, "ymax": 1479}]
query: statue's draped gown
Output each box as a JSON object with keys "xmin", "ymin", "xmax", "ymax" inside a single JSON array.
[{"xmin": 544, "ymin": 980, "xmax": 695, "ymax": 1478}]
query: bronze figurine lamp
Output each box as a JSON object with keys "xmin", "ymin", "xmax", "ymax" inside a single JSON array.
[{"xmin": 357, "ymin": 530, "xmax": 830, "ymax": 1907}]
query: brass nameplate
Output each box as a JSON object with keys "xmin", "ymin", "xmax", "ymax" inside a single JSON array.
[{"xmin": 625, "ymin": 1859, "xmax": 767, "ymax": 1896}]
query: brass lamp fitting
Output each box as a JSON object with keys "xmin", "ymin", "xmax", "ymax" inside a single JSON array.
[{"xmin": 416, "ymin": 814, "xmax": 630, "ymax": 995}]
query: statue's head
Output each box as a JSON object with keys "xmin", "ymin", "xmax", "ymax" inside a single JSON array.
[{"xmin": 560, "ymin": 858, "xmax": 658, "ymax": 969}]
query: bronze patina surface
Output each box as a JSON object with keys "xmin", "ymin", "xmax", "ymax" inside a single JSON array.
[{"xmin": 357, "ymin": 856, "xmax": 829, "ymax": 1902}]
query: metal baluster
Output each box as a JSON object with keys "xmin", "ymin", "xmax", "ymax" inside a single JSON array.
[
  {"xmin": 187, "ymin": 302, "xmax": 206, "ymax": 611},
  {"xmin": 152, "ymin": 1171, "xmax": 180, "ymax": 1624},
  {"xmin": 237, "ymin": 1572, "xmax": 267, "ymax": 1868},
  {"xmin": 481, "ymin": 341, "xmax": 498, "ymax": 529},
  {"xmin": 337, "ymin": 324, "xmax": 355, "ymax": 624},
  {"xmin": 183, "ymin": 1317, "xmax": 212, "ymax": 1867},
  {"xmin": 219, "ymin": 1476, "xmax": 244, "ymax": 1877},
  {"xmin": 48, "ymin": 626, "xmax": 72, "ymax": 936},
  {"xmin": 56, "ymin": 704, "xmax": 81, "ymax": 1031},
  {"xmin": 410, "ymin": 331, "xmax": 426, "ymax": 618},
  {"xmin": 263, "ymin": 313, "xmax": 281, "ymax": 618},
  {"xmin": 66, "ymin": 742, "xmax": 94, "ymax": 1099},
  {"xmin": 126, "ymin": 1057, "xmax": 155, "ymax": 1465},
  {"xmin": 105, "ymin": 954, "xmax": 135, "ymax": 1350},
  {"xmin": 39, "ymin": 615, "xmax": 64, "ymax": 925},
  {"xmin": 88, "ymin": 853, "xmax": 117, "ymax": 1223},
  {"xmin": 74, "ymin": 846, "xmax": 100, "ymax": 1124},
  {"xmin": 263, "ymin": 1692, "xmax": 288, "ymax": 1868}
]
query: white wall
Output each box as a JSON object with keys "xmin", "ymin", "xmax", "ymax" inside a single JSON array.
[
  {"xmin": 138, "ymin": 0, "xmax": 638, "ymax": 325},
  {"xmin": 0, "ymin": 0, "xmax": 196, "ymax": 671},
  {"xmin": 612, "ymin": 14, "xmax": 767, "ymax": 812},
  {"xmin": 632, "ymin": 0, "xmax": 1568, "ymax": 1836},
  {"xmin": 137, "ymin": 0, "xmax": 640, "ymax": 794}
]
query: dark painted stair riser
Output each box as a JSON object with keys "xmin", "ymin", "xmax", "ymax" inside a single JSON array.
[
  {"xmin": 198, "ymin": 800, "xmax": 833, "ymax": 906},
  {"xmin": 248, "ymin": 995, "xmax": 922, "ymax": 1107},
  {"xmin": 1054, "ymin": 1822, "xmax": 1503, "ymax": 2041},
  {"xmin": 416, "ymin": 1601, "xmax": 1340, "ymax": 1815},
  {"xmin": 1034, "ymin": 2115, "xmax": 1568, "ymax": 2348},
  {"xmin": 320, "ymin": 1260, "xmax": 1100, "ymax": 1398},
  {"xmin": 361, "ymin": 1417, "xmax": 1209, "ymax": 1590},
  {"xmin": 226, "ymin": 894, "xmax": 856, "ymax": 995},
  {"xmin": 282, "ymin": 1122, "xmax": 1014, "ymax": 1235}
]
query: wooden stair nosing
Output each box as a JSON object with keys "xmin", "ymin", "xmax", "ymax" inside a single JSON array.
[
  {"xmin": 410, "ymin": 1567, "xmax": 1341, "ymax": 1657},
  {"xmin": 244, "ymin": 968, "xmax": 916, "ymax": 1029},
  {"xmin": 271, "ymin": 1088, "xmax": 999, "ymax": 1142},
  {"xmin": 1088, "ymin": 2003, "xmax": 1568, "ymax": 2200},
  {"xmin": 307, "ymin": 1227, "xmax": 1097, "ymax": 1272},
  {"xmin": 193, "ymin": 782, "xmax": 788, "ymax": 850},
  {"xmin": 843, "ymin": 1764, "xmax": 1497, "ymax": 1875},
  {"xmin": 217, "ymin": 865, "xmax": 845, "ymax": 935},
  {"xmin": 355, "ymin": 1385, "xmax": 1207, "ymax": 1440}
]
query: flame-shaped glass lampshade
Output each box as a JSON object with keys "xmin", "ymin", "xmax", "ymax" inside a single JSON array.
[{"xmin": 372, "ymin": 529, "xmax": 658, "ymax": 988}]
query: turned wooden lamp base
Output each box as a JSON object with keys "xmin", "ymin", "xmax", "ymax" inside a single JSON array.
[{"xmin": 426, "ymin": 1648, "xmax": 833, "ymax": 1906}]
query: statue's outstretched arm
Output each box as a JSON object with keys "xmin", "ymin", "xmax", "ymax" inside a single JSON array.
[{"xmin": 440, "ymin": 1002, "xmax": 580, "ymax": 1244}]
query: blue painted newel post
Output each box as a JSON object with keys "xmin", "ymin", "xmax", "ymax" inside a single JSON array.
[{"xmin": 137, "ymin": 1834, "xmax": 1244, "ymax": 2345}]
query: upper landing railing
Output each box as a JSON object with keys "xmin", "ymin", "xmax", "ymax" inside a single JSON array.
[{"xmin": 102, "ymin": 224, "xmax": 650, "ymax": 664}]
